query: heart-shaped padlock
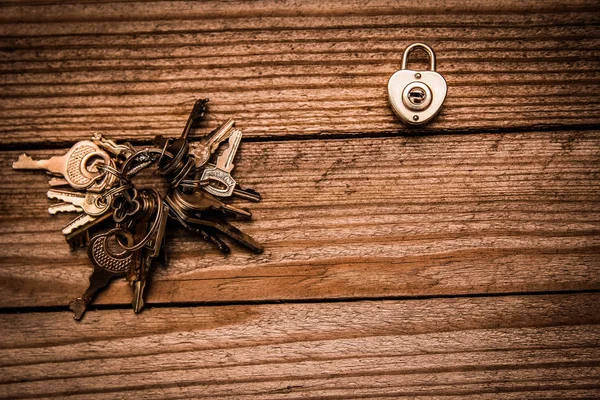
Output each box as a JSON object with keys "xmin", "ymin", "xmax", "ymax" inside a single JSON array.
[{"xmin": 387, "ymin": 43, "xmax": 447, "ymax": 125}]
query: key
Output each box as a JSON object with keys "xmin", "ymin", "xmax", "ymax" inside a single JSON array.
[
  {"xmin": 119, "ymin": 189, "xmax": 165, "ymax": 312},
  {"xmin": 48, "ymin": 177, "xmax": 69, "ymax": 187},
  {"xmin": 112, "ymin": 187, "xmax": 142, "ymax": 223},
  {"xmin": 169, "ymin": 188, "xmax": 252, "ymax": 219},
  {"xmin": 178, "ymin": 181, "xmax": 261, "ymax": 203},
  {"xmin": 180, "ymin": 98, "xmax": 209, "ymax": 141},
  {"xmin": 12, "ymin": 141, "xmax": 113, "ymax": 191},
  {"xmin": 152, "ymin": 99, "xmax": 209, "ymax": 175},
  {"xmin": 65, "ymin": 211, "xmax": 113, "ymax": 250},
  {"xmin": 124, "ymin": 210, "xmax": 152, "ymax": 284},
  {"xmin": 69, "ymin": 228, "xmax": 137, "ymax": 320},
  {"xmin": 121, "ymin": 148, "xmax": 161, "ymax": 179},
  {"xmin": 200, "ymin": 128, "xmax": 242, "ymax": 197},
  {"xmin": 48, "ymin": 202, "xmax": 82, "ymax": 215},
  {"xmin": 190, "ymin": 214, "xmax": 262, "ymax": 254},
  {"xmin": 166, "ymin": 204, "xmax": 230, "ymax": 254},
  {"xmin": 92, "ymin": 132, "xmax": 136, "ymax": 160},
  {"xmin": 59, "ymin": 189, "xmax": 113, "ymax": 241},
  {"xmin": 232, "ymin": 184, "xmax": 262, "ymax": 202},
  {"xmin": 166, "ymin": 195, "xmax": 263, "ymax": 253},
  {"xmin": 166, "ymin": 203, "xmax": 231, "ymax": 253},
  {"xmin": 188, "ymin": 118, "xmax": 235, "ymax": 168},
  {"xmin": 133, "ymin": 202, "xmax": 168, "ymax": 313},
  {"xmin": 199, "ymin": 228, "xmax": 231, "ymax": 254},
  {"xmin": 126, "ymin": 189, "xmax": 156, "ymax": 306},
  {"xmin": 62, "ymin": 207, "xmax": 110, "ymax": 236},
  {"xmin": 47, "ymin": 189, "xmax": 110, "ymax": 217}
]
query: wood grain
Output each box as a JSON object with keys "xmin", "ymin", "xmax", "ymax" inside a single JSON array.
[
  {"xmin": 1, "ymin": 130, "xmax": 598, "ymax": 308},
  {"xmin": 1, "ymin": 2, "xmax": 599, "ymax": 397},
  {"xmin": 1, "ymin": 293, "xmax": 599, "ymax": 399},
  {"xmin": 1, "ymin": 0, "xmax": 599, "ymax": 146}
]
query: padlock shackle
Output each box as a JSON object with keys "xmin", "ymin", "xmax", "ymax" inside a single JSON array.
[{"xmin": 401, "ymin": 43, "xmax": 436, "ymax": 71}]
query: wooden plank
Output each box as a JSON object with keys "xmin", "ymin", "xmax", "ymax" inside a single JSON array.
[
  {"xmin": 0, "ymin": 293, "xmax": 599, "ymax": 398},
  {"xmin": 0, "ymin": 0, "xmax": 599, "ymax": 145},
  {"xmin": 0, "ymin": 130, "xmax": 598, "ymax": 308}
]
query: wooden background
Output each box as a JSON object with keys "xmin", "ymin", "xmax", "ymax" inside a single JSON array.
[{"xmin": 1, "ymin": 0, "xmax": 599, "ymax": 398}]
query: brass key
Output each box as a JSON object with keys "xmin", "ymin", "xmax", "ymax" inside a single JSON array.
[
  {"xmin": 47, "ymin": 189, "xmax": 110, "ymax": 217},
  {"xmin": 188, "ymin": 118, "xmax": 236, "ymax": 168},
  {"xmin": 12, "ymin": 141, "xmax": 114, "ymax": 191},
  {"xmin": 69, "ymin": 228, "xmax": 138, "ymax": 320}
]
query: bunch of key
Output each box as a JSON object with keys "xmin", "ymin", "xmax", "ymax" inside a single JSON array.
[{"xmin": 12, "ymin": 99, "xmax": 263, "ymax": 320}]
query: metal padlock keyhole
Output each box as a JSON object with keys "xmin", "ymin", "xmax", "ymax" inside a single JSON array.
[{"xmin": 387, "ymin": 43, "xmax": 447, "ymax": 125}]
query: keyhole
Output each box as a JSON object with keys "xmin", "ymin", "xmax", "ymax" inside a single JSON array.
[
  {"xmin": 401, "ymin": 82, "xmax": 433, "ymax": 112},
  {"xmin": 408, "ymin": 87, "xmax": 426, "ymax": 105}
]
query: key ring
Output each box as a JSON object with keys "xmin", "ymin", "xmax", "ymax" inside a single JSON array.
[
  {"xmin": 11, "ymin": 98, "xmax": 264, "ymax": 320},
  {"xmin": 111, "ymin": 189, "xmax": 165, "ymax": 252}
]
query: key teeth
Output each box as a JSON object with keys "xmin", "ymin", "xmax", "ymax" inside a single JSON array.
[
  {"xmin": 200, "ymin": 231, "xmax": 230, "ymax": 254},
  {"xmin": 66, "ymin": 231, "xmax": 89, "ymax": 251},
  {"xmin": 12, "ymin": 153, "xmax": 33, "ymax": 168},
  {"xmin": 69, "ymin": 298, "xmax": 87, "ymax": 320}
]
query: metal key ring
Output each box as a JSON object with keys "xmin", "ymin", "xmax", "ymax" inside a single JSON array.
[
  {"xmin": 102, "ymin": 228, "xmax": 135, "ymax": 258},
  {"xmin": 157, "ymin": 138, "xmax": 171, "ymax": 166},
  {"xmin": 170, "ymin": 154, "xmax": 196, "ymax": 188},
  {"xmin": 115, "ymin": 188, "xmax": 165, "ymax": 252},
  {"xmin": 158, "ymin": 140, "xmax": 189, "ymax": 175},
  {"xmin": 80, "ymin": 150, "xmax": 113, "ymax": 180},
  {"xmin": 101, "ymin": 182, "xmax": 134, "ymax": 201},
  {"xmin": 97, "ymin": 163, "xmax": 124, "ymax": 180}
]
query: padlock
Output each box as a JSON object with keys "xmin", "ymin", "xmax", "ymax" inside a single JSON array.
[{"xmin": 387, "ymin": 43, "xmax": 447, "ymax": 126}]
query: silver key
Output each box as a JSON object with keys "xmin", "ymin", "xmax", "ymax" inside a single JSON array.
[
  {"xmin": 62, "ymin": 213, "xmax": 101, "ymax": 236},
  {"xmin": 201, "ymin": 128, "xmax": 242, "ymax": 197},
  {"xmin": 47, "ymin": 189, "xmax": 110, "ymax": 217},
  {"xmin": 12, "ymin": 141, "xmax": 113, "ymax": 191},
  {"xmin": 60, "ymin": 195, "xmax": 112, "ymax": 236},
  {"xmin": 189, "ymin": 118, "xmax": 235, "ymax": 168},
  {"xmin": 48, "ymin": 202, "xmax": 82, "ymax": 215}
]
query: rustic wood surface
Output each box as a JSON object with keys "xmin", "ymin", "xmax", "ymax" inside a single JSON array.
[
  {"xmin": 0, "ymin": 0, "xmax": 599, "ymax": 398},
  {"xmin": 1, "ymin": 130, "xmax": 599, "ymax": 308},
  {"xmin": 1, "ymin": 294, "xmax": 600, "ymax": 399},
  {"xmin": 1, "ymin": 0, "xmax": 599, "ymax": 145}
]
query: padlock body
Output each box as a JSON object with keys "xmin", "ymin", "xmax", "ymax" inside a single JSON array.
[{"xmin": 388, "ymin": 69, "xmax": 447, "ymax": 125}]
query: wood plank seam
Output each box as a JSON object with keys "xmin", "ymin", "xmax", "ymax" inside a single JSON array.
[{"xmin": 4, "ymin": 123, "xmax": 600, "ymax": 152}]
